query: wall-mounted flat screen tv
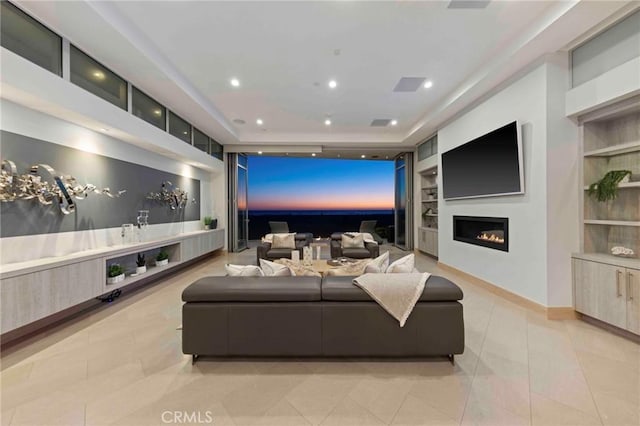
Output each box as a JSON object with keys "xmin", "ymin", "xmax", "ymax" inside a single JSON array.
[{"xmin": 442, "ymin": 121, "xmax": 524, "ymax": 200}]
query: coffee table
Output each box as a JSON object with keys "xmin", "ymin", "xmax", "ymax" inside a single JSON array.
[{"xmin": 275, "ymin": 258, "xmax": 369, "ymax": 276}]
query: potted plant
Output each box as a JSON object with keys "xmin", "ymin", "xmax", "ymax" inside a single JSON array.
[
  {"xmin": 204, "ymin": 216, "xmax": 213, "ymax": 230},
  {"xmin": 136, "ymin": 253, "xmax": 146, "ymax": 274},
  {"xmin": 588, "ymin": 170, "xmax": 632, "ymax": 202},
  {"xmin": 156, "ymin": 248, "xmax": 169, "ymax": 266},
  {"xmin": 107, "ymin": 263, "xmax": 125, "ymax": 284}
]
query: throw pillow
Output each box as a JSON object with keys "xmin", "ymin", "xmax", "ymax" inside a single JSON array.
[
  {"xmin": 272, "ymin": 233, "xmax": 296, "ymax": 249},
  {"xmin": 342, "ymin": 233, "xmax": 365, "ymax": 249},
  {"xmin": 260, "ymin": 259, "xmax": 294, "ymax": 276},
  {"xmin": 386, "ymin": 253, "xmax": 415, "ymax": 273},
  {"xmin": 225, "ymin": 264, "xmax": 264, "ymax": 277},
  {"xmin": 364, "ymin": 251, "xmax": 390, "ymax": 273}
]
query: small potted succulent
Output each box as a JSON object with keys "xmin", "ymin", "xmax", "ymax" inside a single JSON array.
[
  {"xmin": 136, "ymin": 253, "xmax": 147, "ymax": 274},
  {"xmin": 107, "ymin": 263, "xmax": 125, "ymax": 284},
  {"xmin": 204, "ymin": 216, "xmax": 213, "ymax": 230},
  {"xmin": 156, "ymin": 248, "xmax": 169, "ymax": 266}
]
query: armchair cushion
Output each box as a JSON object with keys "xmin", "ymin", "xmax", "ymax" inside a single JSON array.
[
  {"xmin": 272, "ymin": 233, "xmax": 296, "ymax": 249},
  {"xmin": 342, "ymin": 233, "xmax": 365, "ymax": 249}
]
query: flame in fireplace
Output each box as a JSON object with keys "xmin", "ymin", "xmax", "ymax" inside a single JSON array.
[{"xmin": 477, "ymin": 232, "xmax": 505, "ymax": 244}]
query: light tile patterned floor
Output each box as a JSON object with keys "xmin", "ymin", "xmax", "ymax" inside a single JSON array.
[{"xmin": 1, "ymin": 246, "xmax": 639, "ymax": 425}]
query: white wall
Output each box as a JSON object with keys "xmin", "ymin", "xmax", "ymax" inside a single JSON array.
[
  {"xmin": 0, "ymin": 100, "xmax": 227, "ymax": 264},
  {"xmin": 439, "ymin": 64, "xmax": 551, "ymax": 306},
  {"xmin": 545, "ymin": 54, "xmax": 580, "ymax": 307}
]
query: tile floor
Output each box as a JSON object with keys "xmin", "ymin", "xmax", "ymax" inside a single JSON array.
[{"xmin": 1, "ymin": 246, "xmax": 639, "ymax": 426}]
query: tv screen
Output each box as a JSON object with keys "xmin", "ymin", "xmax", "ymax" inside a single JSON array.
[{"xmin": 442, "ymin": 121, "xmax": 524, "ymax": 200}]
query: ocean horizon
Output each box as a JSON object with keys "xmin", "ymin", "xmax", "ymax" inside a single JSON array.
[{"xmin": 249, "ymin": 209, "xmax": 394, "ymax": 216}]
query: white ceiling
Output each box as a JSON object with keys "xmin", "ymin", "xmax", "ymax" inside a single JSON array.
[{"xmin": 13, "ymin": 0, "xmax": 638, "ymax": 149}]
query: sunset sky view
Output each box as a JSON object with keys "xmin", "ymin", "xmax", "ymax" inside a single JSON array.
[{"xmin": 248, "ymin": 156, "xmax": 394, "ymax": 211}]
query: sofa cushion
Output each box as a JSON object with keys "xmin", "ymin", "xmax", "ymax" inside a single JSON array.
[
  {"xmin": 322, "ymin": 275, "xmax": 463, "ymax": 302},
  {"xmin": 342, "ymin": 247, "xmax": 373, "ymax": 259},
  {"xmin": 182, "ymin": 276, "xmax": 321, "ymax": 302},
  {"xmin": 267, "ymin": 248, "xmax": 296, "ymax": 258}
]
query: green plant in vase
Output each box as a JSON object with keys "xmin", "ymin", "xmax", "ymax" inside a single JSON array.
[
  {"xmin": 156, "ymin": 248, "xmax": 169, "ymax": 266},
  {"xmin": 107, "ymin": 263, "xmax": 125, "ymax": 284},
  {"xmin": 204, "ymin": 216, "xmax": 213, "ymax": 229},
  {"xmin": 587, "ymin": 170, "xmax": 632, "ymax": 202},
  {"xmin": 136, "ymin": 253, "xmax": 147, "ymax": 274}
]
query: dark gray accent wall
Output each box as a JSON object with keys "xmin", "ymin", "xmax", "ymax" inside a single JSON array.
[{"xmin": 1, "ymin": 131, "xmax": 200, "ymax": 238}]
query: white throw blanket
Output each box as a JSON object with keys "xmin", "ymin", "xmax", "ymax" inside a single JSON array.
[
  {"xmin": 344, "ymin": 232, "xmax": 378, "ymax": 245},
  {"xmin": 353, "ymin": 273, "xmax": 430, "ymax": 327}
]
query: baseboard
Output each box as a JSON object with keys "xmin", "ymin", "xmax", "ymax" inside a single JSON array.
[
  {"xmin": 546, "ymin": 307, "xmax": 579, "ymax": 320},
  {"xmin": 437, "ymin": 261, "xmax": 576, "ymax": 320}
]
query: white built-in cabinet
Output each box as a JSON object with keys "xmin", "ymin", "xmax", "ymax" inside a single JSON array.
[
  {"xmin": 0, "ymin": 229, "xmax": 224, "ymax": 335},
  {"xmin": 573, "ymin": 257, "xmax": 639, "ymax": 333},
  {"xmin": 572, "ymin": 99, "xmax": 640, "ymax": 335}
]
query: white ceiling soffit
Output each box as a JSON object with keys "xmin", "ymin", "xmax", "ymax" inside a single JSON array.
[{"xmin": 13, "ymin": 0, "xmax": 637, "ymax": 148}]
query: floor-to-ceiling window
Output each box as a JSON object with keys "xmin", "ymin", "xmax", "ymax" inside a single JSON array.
[
  {"xmin": 394, "ymin": 153, "xmax": 413, "ymax": 250},
  {"xmin": 228, "ymin": 153, "xmax": 249, "ymax": 252}
]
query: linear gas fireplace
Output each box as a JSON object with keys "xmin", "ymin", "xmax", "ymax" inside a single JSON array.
[{"xmin": 453, "ymin": 216, "xmax": 509, "ymax": 252}]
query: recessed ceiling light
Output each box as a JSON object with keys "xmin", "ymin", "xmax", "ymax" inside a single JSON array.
[
  {"xmin": 100, "ymin": 128, "xmax": 109, "ymax": 132},
  {"xmin": 328, "ymin": 80, "xmax": 337, "ymax": 89},
  {"xmin": 312, "ymin": 153, "xmax": 316, "ymax": 157},
  {"xmin": 258, "ymin": 151, "xmax": 263, "ymax": 155},
  {"xmin": 92, "ymin": 71, "xmax": 105, "ymax": 80},
  {"xmin": 423, "ymin": 80, "xmax": 433, "ymax": 89},
  {"xmin": 361, "ymin": 154, "xmax": 366, "ymax": 158},
  {"xmin": 230, "ymin": 78, "xmax": 240, "ymax": 87},
  {"xmin": 256, "ymin": 118, "xmax": 263, "ymax": 125},
  {"xmin": 390, "ymin": 120, "xmax": 398, "ymax": 126},
  {"xmin": 324, "ymin": 119, "xmax": 331, "ymax": 126}
]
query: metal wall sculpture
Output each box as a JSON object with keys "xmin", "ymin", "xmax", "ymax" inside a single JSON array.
[
  {"xmin": 0, "ymin": 159, "xmax": 126, "ymax": 214},
  {"xmin": 146, "ymin": 181, "xmax": 195, "ymax": 210}
]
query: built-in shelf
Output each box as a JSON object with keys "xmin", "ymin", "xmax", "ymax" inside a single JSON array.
[
  {"xmin": 583, "ymin": 140, "xmax": 640, "ymax": 157},
  {"xmin": 419, "ymin": 165, "xmax": 439, "ymax": 257},
  {"xmin": 107, "ymin": 262, "xmax": 173, "ymax": 288},
  {"xmin": 584, "ymin": 220, "xmax": 640, "ymax": 227},
  {"xmin": 583, "ymin": 181, "xmax": 640, "ymax": 190}
]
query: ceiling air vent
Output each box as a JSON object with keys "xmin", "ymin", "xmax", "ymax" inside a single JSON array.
[
  {"xmin": 393, "ymin": 77, "xmax": 426, "ymax": 92},
  {"xmin": 448, "ymin": 0, "xmax": 490, "ymax": 9},
  {"xmin": 232, "ymin": 118, "xmax": 246, "ymax": 125},
  {"xmin": 371, "ymin": 119, "xmax": 391, "ymax": 127}
]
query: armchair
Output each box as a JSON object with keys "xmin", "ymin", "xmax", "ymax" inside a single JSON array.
[
  {"xmin": 330, "ymin": 232, "xmax": 379, "ymax": 259},
  {"xmin": 257, "ymin": 234, "xmax": 310, "ymax": 264}
]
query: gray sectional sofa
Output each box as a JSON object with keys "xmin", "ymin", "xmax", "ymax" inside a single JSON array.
[{"xmin": 182, "ymin": 275, "xmax": 464, "ymax": 363}]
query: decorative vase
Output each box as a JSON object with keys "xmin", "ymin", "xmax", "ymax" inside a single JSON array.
[
  {"xmin": 204, "ymin": 225, "xmax": 210, "ymax": 230},
  {"xmin": 211, "ymin": 219, "xmax": 218, "ymax": 229},
  {"xmin": 303, "ymin": 246, "xmax": 313, "ymax": 265},
  {"xmin": 156, "ymin": 259, "xmax": 169, "ymax": 266},
  {"xmin": 291, "ymin": 250, "xmax": 300, "ymax": 263},
  {"xmin": 136, "ymin": 266, "xmax": 146, "ymax": 274},
  {"xmin": 107, "ymin": 273, "xmax": 125, "ymax": 284}
]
